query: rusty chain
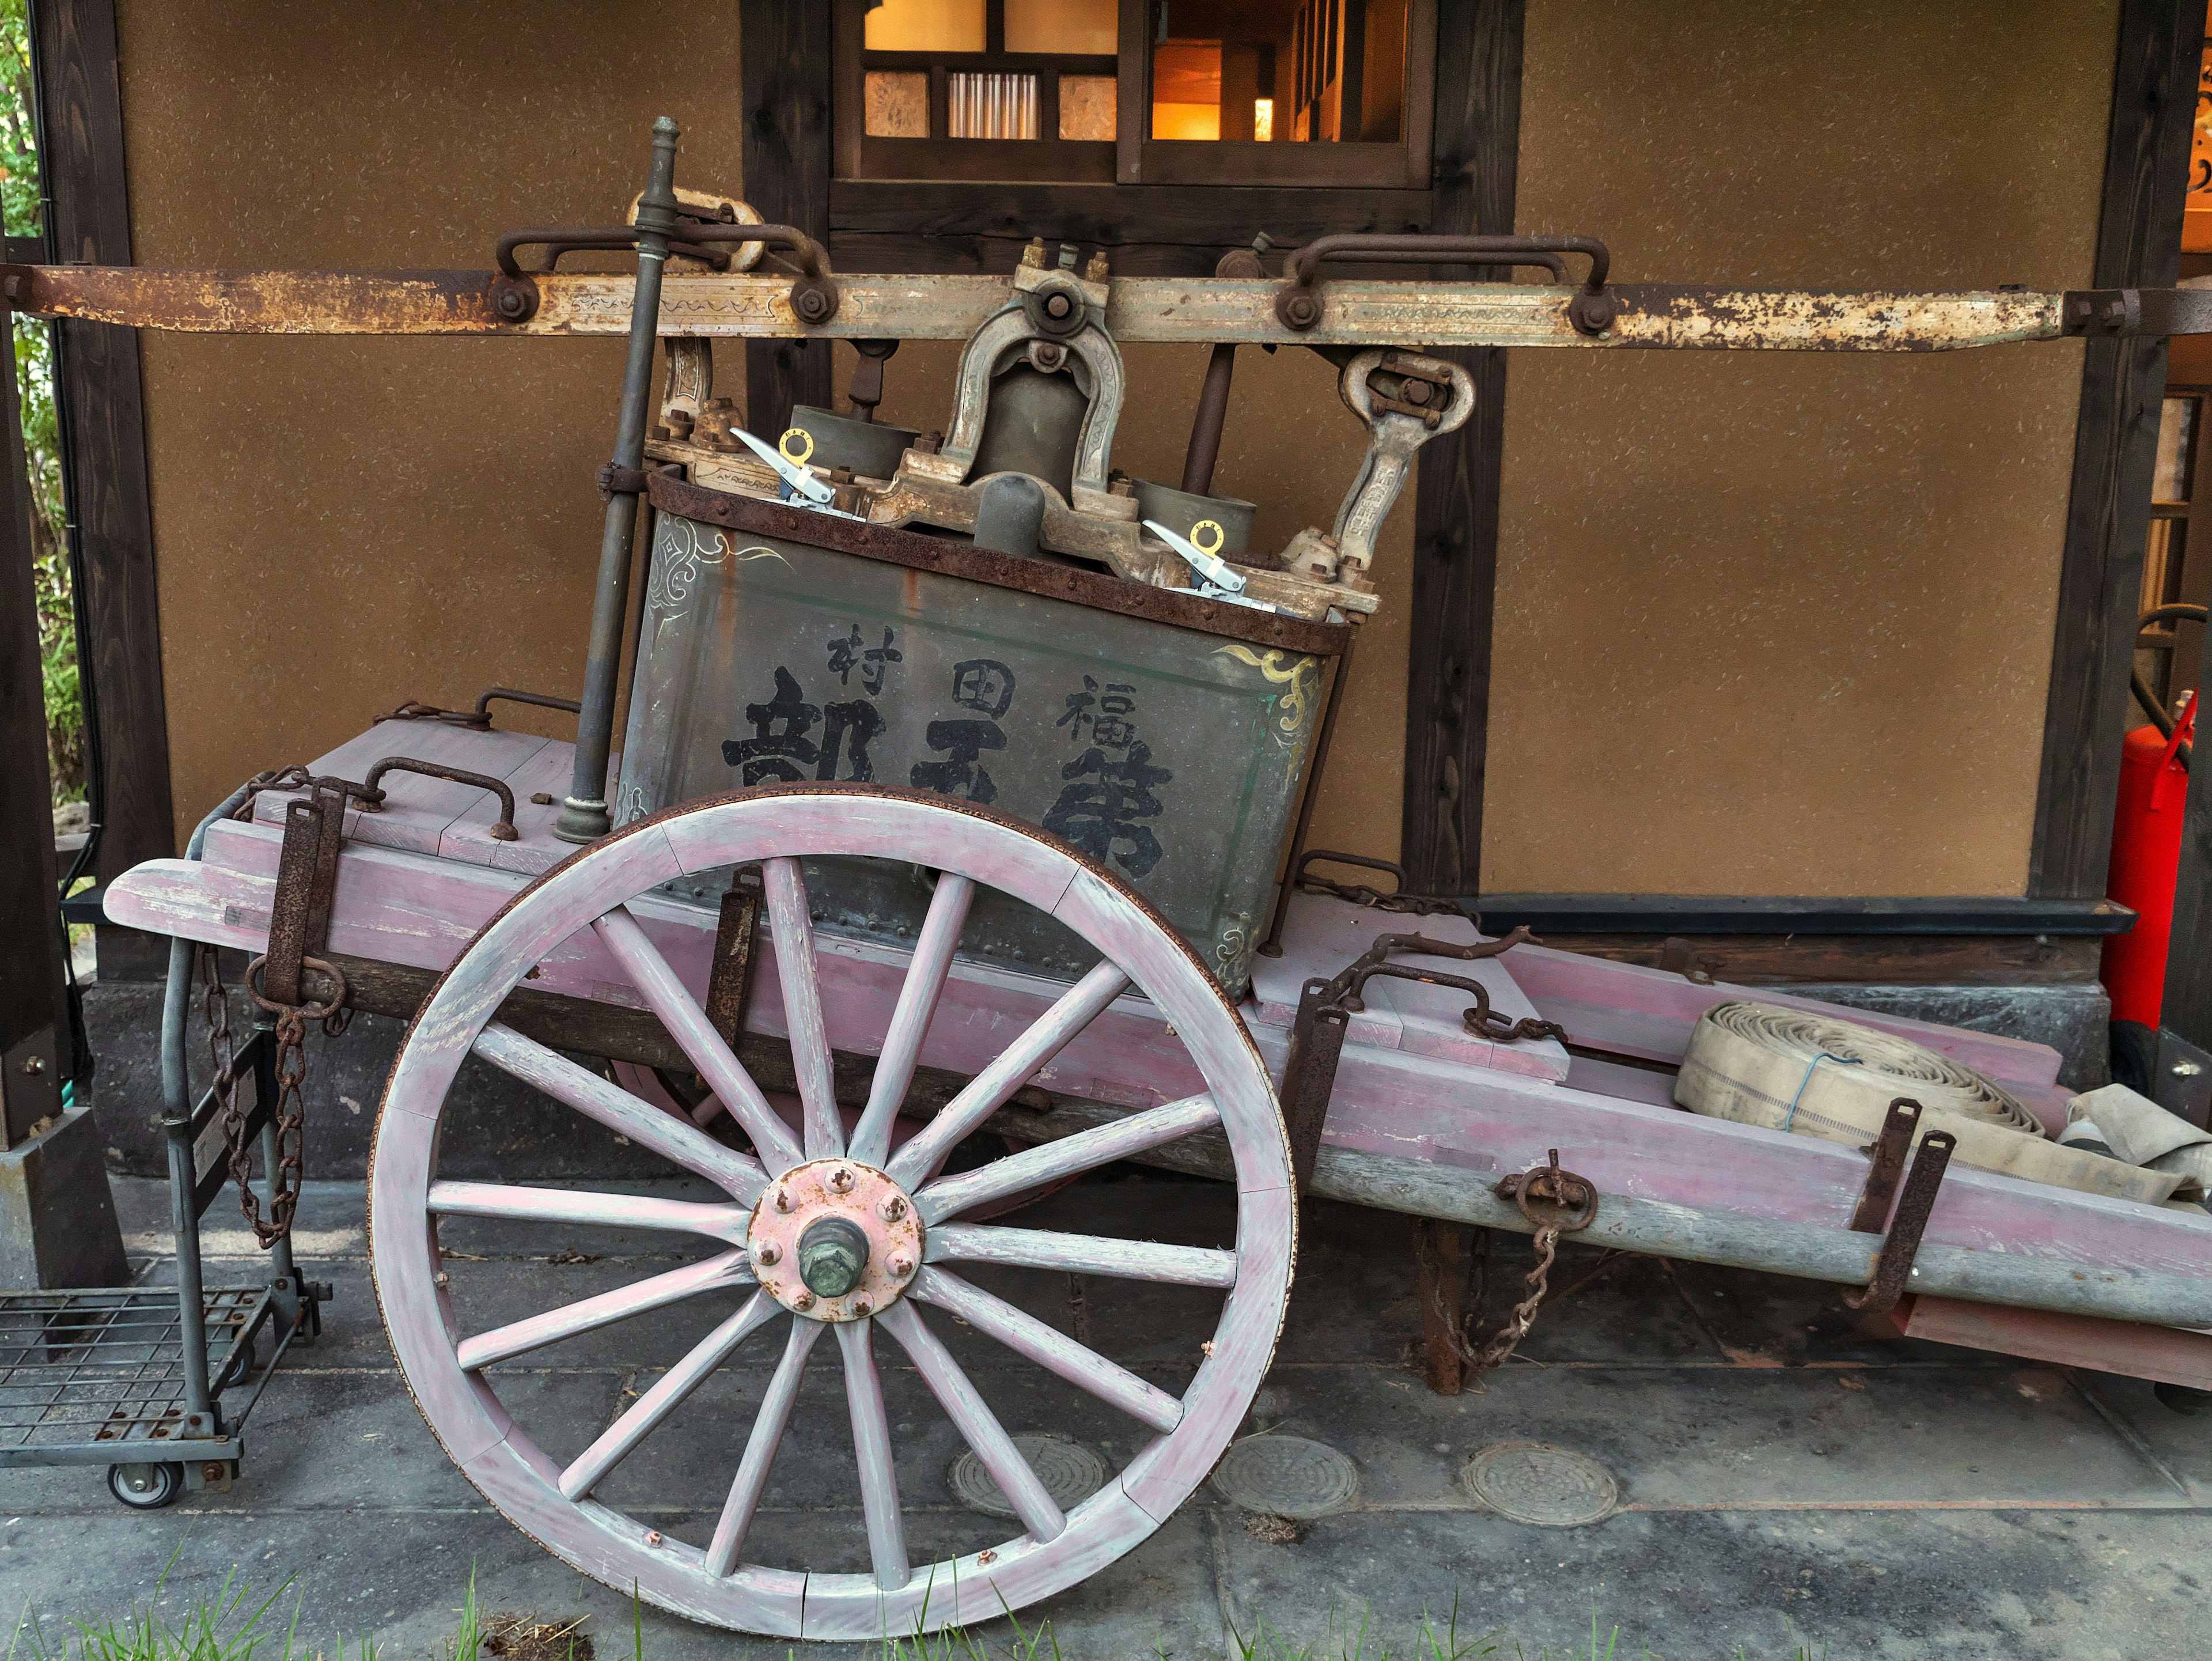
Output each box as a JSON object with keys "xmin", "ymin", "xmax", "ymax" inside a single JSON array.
[
  {"xmin": 1436, "ymin": 1151, "xmax": 1599, "ymax": 1385},
  {"xmin": 195, "ymin": 760, "xmax": 360, "ymax": 1250}
]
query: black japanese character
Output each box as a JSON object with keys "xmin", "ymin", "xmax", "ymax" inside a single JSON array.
[
  {"xmin": 1057, "ymin": 675, "xmax": 1138, "ymax": 748},
  {"xmin": 721, "ymin": 666, "xmax": 820, "ymax": 785},
  {"xmin": 1044, "ymin": 740, "xmax": 1172, "ymax": 877},
  {"xmin": 951, "ymin": 659, "xmax": 1016, "ymax": 719},
  {"xmin": 819, "ymin": 698, "xmax": 885, "ymax": 782},
  {"xmin": 828, "ymin": 625, "xmax": 902, "ymax": 697},
  {"xmin": 910, "ymin": 719, "xmax": 1005, "ymax": 804}
]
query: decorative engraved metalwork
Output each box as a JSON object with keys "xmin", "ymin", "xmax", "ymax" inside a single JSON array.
[
  {"xmin": 1215, "ymin": 913, "xmax": 1253, "ymax": 992},
  {"xmin": 1214, "ymin": 645, "xmax": 1319, "ymax": 750},
  {"xmin": 646, "ymin": 517, "xmax": 789, "ymax": 621}
]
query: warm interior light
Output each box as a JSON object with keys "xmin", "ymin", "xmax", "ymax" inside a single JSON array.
[{"xmin": 1253, "ymin": 97, "xmax": 1274, "ymax": 141}]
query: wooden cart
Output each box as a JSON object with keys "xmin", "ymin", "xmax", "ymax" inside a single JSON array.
[{"xmin": 43, "ymin": 119, "xmax": 2212, "ymax": 1638}]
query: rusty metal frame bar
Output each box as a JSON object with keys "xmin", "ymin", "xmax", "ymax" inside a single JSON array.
[{"xmin": 5, "ymin": 264, "xmax": 2156, "ymax": 353}]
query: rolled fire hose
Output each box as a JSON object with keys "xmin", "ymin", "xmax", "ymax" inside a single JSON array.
[{"xmin": 1675, "ymin": 1001, "xmax": 2186, "ymax": 1206}]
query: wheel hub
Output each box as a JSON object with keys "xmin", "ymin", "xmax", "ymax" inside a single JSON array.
[{"xmin": 747, "ymin": 1158, "xmax": 922, "ymax": 1321}]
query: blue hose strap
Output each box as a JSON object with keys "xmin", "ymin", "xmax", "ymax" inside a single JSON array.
[{"xmin": 1783, "ymin": 1051, "xmax": 1862, "ymax": 1132}]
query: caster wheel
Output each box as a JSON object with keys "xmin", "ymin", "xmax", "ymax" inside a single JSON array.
[
  {"xmin": 370, "ymin": 786, "xmax": 1294, "ymax": 1639},
  {"xmin": 2155, "ymin": 1380, "xmax": 2212, "ymax": 1416},
  {"xmin": 107, "ymin": 1461, "xmax": 184, "ymax": 1508},
  {"xmin": 215, "ymin": 1329, "xmax": 257, "ymax": 1393}
]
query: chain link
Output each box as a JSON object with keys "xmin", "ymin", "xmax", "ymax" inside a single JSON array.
[{"xmin": 1432, "ymin": 1224, "xmax": 1560, "ymax": 1385}]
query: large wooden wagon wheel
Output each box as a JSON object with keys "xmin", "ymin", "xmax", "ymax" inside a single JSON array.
[{"xmin": 368, "ymin": 786, "xmax": 1294, "ymax": 1639}]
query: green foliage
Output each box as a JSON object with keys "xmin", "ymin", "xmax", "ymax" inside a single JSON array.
[
  {"xmin": 0, "ymin": 0, "xmax": 81, "ymax": 803},
  {"xmin": 3, "ymin": 1541, "xmax": 369, "ymax": 1661}
]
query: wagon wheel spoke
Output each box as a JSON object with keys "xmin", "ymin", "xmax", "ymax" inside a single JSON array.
[
  {"xmin": 925, "ymin": 1222, "xmax": 1236, "ymax": 1288},
  {"xmin": 762, "ymin": 858, "xmax": 843, "ymax": 1160},
  {"xmin": 884, "ymin": 959, "xmax": 1131, "ymax": 1189},
  {"xmin": 427, "ymin": 1181, "xmax": 751, "ymax": 1246},
  {"xmin": 707, "ymin": 1315, "xmax": 824, "ymax": 1577},
  {"xmin": 454, "ymin": 1248, "xmax": 754, "ymax": 1371},
  {"xmin": 878, "ymin": 1301, "xmax": 1065, "ymax": 1541},
  {"xmin": 838, "ymin": 1318, "xmax": 911, "ymax": 1590},
  {"xmin": 473, "ymin": 1023, "xmax": 769, "ymax": 1202},
  {"xmin": 916, "ymin": 1267, "xmax": 1183, "ymax": 1434},
  {"xmin": 592, "ymin": 907, "xmax": 807, "ymax": 1174},
  {"xmin": 915, "ymin": 1094, "xmax": 1219, "ymax": 1224},
  {"xmin": 560, "ymin": 1290, "xmax": 783, "ymax": 1499},
  {"xmin": 847, "ymin": 873, "xmax": 975, "ymax": 1169}
]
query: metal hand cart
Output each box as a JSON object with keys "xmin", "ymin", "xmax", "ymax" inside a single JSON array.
[
  {"xmin": 0, "ymin": 1020, "xmax": 324, "ymax": 1507},
  {"xmin": 21, "ymin": 116, "xmax": 2212, "ymax": 1635}
]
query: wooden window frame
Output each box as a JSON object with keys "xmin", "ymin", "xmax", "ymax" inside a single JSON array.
[
  {"xmin": 832, "ymin": 0, "xmax": 1434, "ymax": 189},
  {"xmin": 1115, "ymin": 0, "xmax": 1434, "ymax": 188}
]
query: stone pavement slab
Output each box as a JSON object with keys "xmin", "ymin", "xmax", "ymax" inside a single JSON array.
[{"xmin": 3, "ymin": 1174, "xmax": 2207, "ymax": 1659}]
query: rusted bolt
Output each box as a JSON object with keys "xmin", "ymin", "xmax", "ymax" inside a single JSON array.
[
  {"xmin": 488, "ymin": 274, "xmax": 540, "ymax": 323},
  {"xmin": 1276, "ymin": 287, "xmax": 1323, "ymax": 331},
  {"xmin": 827, "ymin": 1166, "xmax": 857, "ymax": 1194},
  {"xmin": 772, "ymin": 1187, "xmax": 794, "ymax": 1213},
  {"xmin": 531, "ymin": 792, "xmax": 554, "ymax": 805},
  {"xmin": 887, "ymin": 1251, "xmax": 914, "ymax": 1277},
  {"xmin": 1107, "ymin": 470, "xmax": 1136, "ymax": 498},
  {"xmin": 791, "ymin": 277, "xmax": 839, "ymax": 326},
  {"xmin": 877, "ymin": 1194, "xmax": 907, "ymax": 1223},
  {"xmin": 645, "ymin": 1530, "xmax": 663, "ymax": 1547},
  {"xmin": 792, "ymin": 1289, "xmax": 816, "ymax": 1311},
  {"xmin": 1029, "ymin": 340, "xmax": 1067, "ymax": 372},
  {"xmin": 1021, "ymin": 237, "xmax": 1047, "ymax": 269},
  {"xmin": 754, "ymin": 1241, "xmax": 783, "ymax": 1266},
  {"xmin": 664, "ymin": 408, "xmax": 695, "ymax": 439},
  {"xmin": 1085, "ymin": 251, "xmax": 1111, "ymax": 283},
  {"xmin": 1569, "ymin": 290, "xmax": 1620, "ymax": 336},
  {"xmin": 202, "ymin": 1462, "xmax": 225, "ymax": 1482},
  {"xmin": 851, "ymin": 1295, "xmax": 873, "ymax": 1315},
  {"xmin": 914, "ymin": 430, "xmax": 942, "ymax": 455}
]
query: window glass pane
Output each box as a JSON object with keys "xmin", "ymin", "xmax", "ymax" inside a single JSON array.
[
  {"xmin": 1149, "ymin": 0, "xmax": 1406, "ymax": 142},
  {"xmin": 2156, "ymin": 396, "xmax": 2198, "ymax": 504},
  {"xmin": 865, "ymin": 70, "xmax": 931, "ymax": 137},
  {"xmin": 865, "ymin": 0, "xmax": 984, "ymax": 52},
  {"xmin": 948, "ymin": 71, "xmax": 1039, "ymax": 138},
  {"xmin": 1006, "ymin": 0, "xmax": 1116, "ymax": 54},
  {"xmin": 1152, "ymin": 41, "xmax": 1221, "ymax": 140},
  {"xmin": 1059, "ymin": 74, "xmax": 1117, "ymax": 141}
]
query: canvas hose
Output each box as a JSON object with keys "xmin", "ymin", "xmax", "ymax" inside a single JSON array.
[{"xmin": 1674, "ymin": 1000, "xmax": 2187, "ymax": 1206}]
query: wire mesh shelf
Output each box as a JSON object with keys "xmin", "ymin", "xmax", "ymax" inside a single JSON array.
[{"xmin": 0, "ymin": 1285, "xmax": 270, "ymax": 1454}]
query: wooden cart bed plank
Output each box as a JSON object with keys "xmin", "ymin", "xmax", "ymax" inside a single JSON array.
[{"xmin": 104, "ymin": 820, "xmax": 2212, "ymax": 1296}]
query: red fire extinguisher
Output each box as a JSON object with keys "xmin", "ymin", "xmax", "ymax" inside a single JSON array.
[{"xmin": 2104, "ymin": 688, "xmax": 2197, "ymax": 1028}]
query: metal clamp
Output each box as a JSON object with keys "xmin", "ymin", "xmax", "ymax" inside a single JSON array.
[
  {"xmin": 487, "ymin": 221, "xmax": 836, "ymax": 327},
  {"xmin": 376, "ymin": 687, "xmax": 582, "ymax": 732},
  {"xmin": 1278, "ymin": 929, "xmax": 1563, "ymax": 1191},
  {"xmin": 358, "ymin": 755, "xmax": 520, "ymax": 841},
  {"xmin": 1275, "ymin": 233, "xmax": 1614, "ymax": 334},
  {"xmin": 1842, "ymin": 1100, "xmax": 1955, "ymax": 1315},
  {"xmin": 1495, "ymin": 1149, "xmax": 1599, "ymax": 1233}
]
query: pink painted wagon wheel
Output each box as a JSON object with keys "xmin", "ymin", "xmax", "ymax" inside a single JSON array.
[{"xmin": 368, "ymin": 785, "xmax": 1294, "ymax": 1639}]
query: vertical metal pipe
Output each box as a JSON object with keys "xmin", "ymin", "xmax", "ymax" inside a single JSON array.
[
  {"xmin": 556, "ymin": 117, "xmax": 683, "ymax": 844},
  {"xmin": 1180, "ymin": 342, "xmax": 1238, "ymax": 495}
]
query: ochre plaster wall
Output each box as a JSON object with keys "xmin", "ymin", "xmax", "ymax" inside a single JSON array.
[
  {"xmin": 119, "ymin": 2, "xmax": 2115, "ymax": 898},
  {"xmin": 1487, "ymin": 0, "xmax": 2118, "ymax": 895},
  {"xmin": 115, "ymin": 2, "xmax": 748, "ymax": 849}
]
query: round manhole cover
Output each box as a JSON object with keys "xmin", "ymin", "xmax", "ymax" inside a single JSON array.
[
  {"xmin": 949, "ymin": 1435, "xmax": 1107, "ymax": 1518},
  {"xmin": 1210, "ymin": 1435, "xmax": 1360, "ymax": 1519},
  {"xmin": 1461, "ymin": 1441, "xmax": 1617, "ymax": 1527}
]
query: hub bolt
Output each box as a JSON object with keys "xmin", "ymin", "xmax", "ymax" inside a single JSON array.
[
  {"xmin": 793, "ymin": 1290, "xmax": 816, "ymax": 1311},
  {"xmin": 878, "ymin": 1195, "xmax": 907, "ymax": 1222},
  {"xmin": 827, "ymin": 1166, "xmax": 857, "ymax": 1194},
  {"xmin": 754, "ymin": 1242, "xmax": 782, "ymax": 1266},
  {"xmin": 773, "ymin": 1187, "xmax": 793, "ymax": 1213},
  {"xmin": 887, "ymin": 1251, "xmax": 915, "ymax": 1277}
]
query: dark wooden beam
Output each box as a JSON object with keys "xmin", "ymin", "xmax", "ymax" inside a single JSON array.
[
  {"xmin": 2027, "ymin": 0, "xmax": 2197, "ymax": 899},
  {"xmin": 740, "ymin": 0, "xmax": 835, "ymax": 440},
  {"xmin": 1399, "ymin": 0, "xmax": 1520, "ymax": 895},
  {"xmin": 34, "ymin": 1, "xmax": 171, "ymax": 887},
  {"xmin": 0, "ymin": 273, "xmax": 67, "ymax": 1146}
]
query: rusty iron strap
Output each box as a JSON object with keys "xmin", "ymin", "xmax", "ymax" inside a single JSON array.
[
  {"xmin": 1844, "ymin": 1126, "xmax": 1957, "ymax": 1315},
  {"xmin": 704, "ymin": 871, "xmax": 764, "ymax": 1050},
  {"xmin": 359, "ymin": 755, "xmax": 520, "ymax": 840},
  {"xmin": 1847, "ymin": 1098, "xmax": 1924, "ymax": 1233},
  {"xmin": 9, "ymin": 264, "xmax": 2154, "ymax": 351},
  {"xmin": 261, "ymin": 780, "xmax": 350, "ymax": 1008}
]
